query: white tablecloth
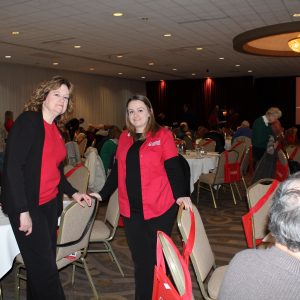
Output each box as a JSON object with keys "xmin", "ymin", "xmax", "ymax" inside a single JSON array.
[
  {"xmin": 183, "ymin": 151, "xmax": 219, "ymax": 193},
  {"xmin": 0, "ymin": 210, "xmax": 20, "ymax": 279}
]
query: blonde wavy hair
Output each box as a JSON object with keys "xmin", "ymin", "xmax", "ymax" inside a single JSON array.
[{"xmin": 24, "ymin": 75, "xmax": 74, "ymax": 122}]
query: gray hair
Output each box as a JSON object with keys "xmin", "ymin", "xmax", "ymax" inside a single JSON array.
[{"xmin": 269, "ymin": 172, "xmax": 300, "ymax": 252}]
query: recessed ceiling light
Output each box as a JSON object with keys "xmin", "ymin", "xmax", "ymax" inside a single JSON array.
[
  {"xmin": 235, "ymin": 64, "xmax": 240, "ymax": 67},
  {"xmin": 118, "ymin": 72, "xmax": 123, "ymax": 75},
  {"xmin": 113, "ymin": 12, "xmax": 123, "ymax": 17},
  {"xmin": 116, "ymin": 55, "xmax": 123, "ymax": 58},
  {"xmin": 248, "ymin": 70, "xmax": 253, "ymax": 73},
  {"xmin": 53, "ymin": 62, "xmax": 59, "ymax": 66},
  {"xmin": 141, "ymin": 76, "xmax": 146, "ymax": 79},
  {"xmin": 172, "ymin": 68, "xmax": 177, "ymax": 71},
  {"xmin": 89, "ymin": 67, "xmax": 95, "ymax": 71},
  {"xmin": 148, "ymin": 62, "xmax": 154, "ymax": 66},
  {"xmin": 196, "ymin": 47, "xmax": 203, "ymax": 51},
  {"xmin": 5, "ymin": 55, "xmax": 11, "ymax": 59},
  {"xmin": 11, "ymin": 31, "xmax": 19, "ymax": 35},
  {"xmin": 191, "ymin": 73, "xmax": 196, "ymax": 76},
  {"xmin": 74, "ymin": 45, "xmax": 81, "ymax": 49},
  {"xmin": 163, "ymin": 33, "xmax": 172, "ymax": 37},
  {"xmin": 219, "ymin": 57, "xmax": 225, "ymax": 60},
  {"xmin": 292, "ymin": 13, "xmax": 300, "ymax": 17}
]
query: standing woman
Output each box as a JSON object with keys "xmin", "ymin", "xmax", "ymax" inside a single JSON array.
[
  {"xmin": 1, "ymin": 76, "xmax": 91, "ymax": 300},
  {"xmin": 91, "ymin": 95, "xmax": 192, "ymax": 300}
]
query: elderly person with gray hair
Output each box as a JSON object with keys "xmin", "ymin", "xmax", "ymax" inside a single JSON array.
[
  {"xmin": 252, "ymin": 107, "xmax": 282, "ymax": 167},
  {"xmin": 219, "ymin": 173, "xmax": 300, "ymax": 300}
]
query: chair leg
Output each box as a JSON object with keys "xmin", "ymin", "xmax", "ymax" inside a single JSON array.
[
  {"xmin": 242, "ymin": 176, "xmax": 247, "ymax": 190},
  {"xmin": 197, "ymin": 181, "xmax": 200, "ymax": 205},
  {"xmin": 104, "ymin": 242, "xmax": 125, "ymax": 277},
  {"xmin": 71, "ymin": 264, "xmax": 76, "ymax": 285},
  {"xmin": 0, "ymin": 282, "xmax": 3, "ymax": 300},
  {"xmin": 234, "ymin": 182, "xmax": 242, "ymax": 200},
  {"xmin": 80, "ymin": 257, "xmax": 99, "ymax": 300},
  {"xmin": 15, "ymin": 264, "xmax": 23, "ymax": 300},
  {"xmin": 229, "ymin": 184, "xmax": 237, "ymax": 205},
  {"xmin": 209, "ymin": 185, "xmax": 217, "ymax": 208}
]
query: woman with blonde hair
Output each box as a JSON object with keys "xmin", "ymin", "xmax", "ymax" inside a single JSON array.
[{"xmin": 1, "ymin": 76, "xmax": 91, "ymax": 299}]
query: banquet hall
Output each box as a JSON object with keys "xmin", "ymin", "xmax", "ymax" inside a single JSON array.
[{"xmin": 1, "ymin": 0, "xmax": 300, "ymax": 299}]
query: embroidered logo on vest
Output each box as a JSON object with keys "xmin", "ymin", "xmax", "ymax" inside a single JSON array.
[{"xmin": 148, "ymin": 140, "xmax": 160, "ymax": 146}]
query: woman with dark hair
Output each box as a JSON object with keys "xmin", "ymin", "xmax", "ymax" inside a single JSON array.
[
  {"xmin": 91, "ymin": 95, "xmax": 192, "ymax": 300},
  {"xmin": 1, "ymin": 76, "xmax": 91, "ymax": 299}
]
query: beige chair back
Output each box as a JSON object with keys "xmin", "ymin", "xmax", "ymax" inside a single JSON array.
[
  {"xmin": 286, "ymin": 145, "xmax": 300, "ymax": 163},
  {"xmin": 64, "ymin": 164, "xmax": 89, "ymax": 193},
  {"xmin": 214, "ymin": 150, "xmax": 239, "ymax": 184},
  {"xmin": 233, "ymin": 136, "xmax": 252, "ymax": 148},
  {"xmin": 157, "ymin": 232, "xmax": 188, "ymax": 297},
  {"xmin": 78, "ymin": 137, "xmax": 88, "ymax": 157},
  {"xmin": 198, "ymin": 138, "xmax": 216, "ymax": 152},
  {"xmin": 231, "ymin": 141, "xmax": 246, "ymax": 164},
  {"xmin": 56, "ymin": 198, "xmax": 98, "ymax": 261},
  {"xmin": 178, "ymin": 204, "xmax": 215, "ymax": 282},
  {"xmin": 246, "ymin": 179, "xmax": 277, "ymax": 243},
  {"xmin": 105, "ymin": 189, "xmax": 120, "ymax": 230},
  {"xmin": 65, "ymin": 141, "xmax": 81, "ymax": 165}
]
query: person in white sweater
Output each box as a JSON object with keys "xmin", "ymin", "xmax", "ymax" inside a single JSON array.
[{"xmin": 219, "ymin": 173, "xmax": 300, "ymax": 300}]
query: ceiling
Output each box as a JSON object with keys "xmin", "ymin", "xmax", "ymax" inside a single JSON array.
[{"xmin": 0, "ymin": 0, "xmax": 300, "ymax": 81}]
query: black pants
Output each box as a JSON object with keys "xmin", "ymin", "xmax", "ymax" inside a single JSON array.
[
  {"xmin": 9, "ymin": 198, "xmax": 65, "ymax": 300},
  {"xmin": 123, "ymin": 203, "xmax": 178, "ymax": 300}
]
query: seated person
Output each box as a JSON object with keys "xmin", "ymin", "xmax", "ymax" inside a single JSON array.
[
  {"xmin": 204, "ymin": 125, "xmax": 225, "ymax": 153},
  {"xmin": 219, "ymin": 172, "xmax": 300, "ymax": 300},
  {"xmin": 232, "ymin": 120, "xmax": 252, "ymax": 141},
  {"xmin": 100, "ymin": 126, "xmax": 121, "ymax": 174}
]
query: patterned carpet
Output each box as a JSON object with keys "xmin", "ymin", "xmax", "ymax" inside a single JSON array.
[{"xmin": 1, "ymin": 181, "xmax": 249, "ymax": 300}]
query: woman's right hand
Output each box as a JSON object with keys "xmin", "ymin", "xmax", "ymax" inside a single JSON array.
[
  {"xmin": 89, "ymin": 193, "xmax": 102, "ymax": 201},
  {"xmin": 19, "ymin": 211, "xmax": 32, "ymax": 236}
]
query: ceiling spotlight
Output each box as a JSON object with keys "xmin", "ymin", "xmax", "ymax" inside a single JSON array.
[
  {"xmin": 74, "ymin": 45, "xmax": 81, "ymax": 49},
  {"xmin": 89, "ymin": 67, "xmax": 95, "ymax": 71},
  {"xmin": 219, "ymin": 57, "xmax": 225, "ymax": 60},
  {"xmin": 116, "ymin": 55, "xmax": 123, "ymax": 58},
  {"xmin": 118, "ymin": 72, "xmax": 123, "ymax": 75},
  {"xmin": 141, "ymin": 76, "xmax": 146, "ymax": 79},
  {"xmin": 11, "ymin": 31, "xmax": 19, "ymax": 35},
  {"xmin": 163, "ymin": 33, "xmax": 172, "ymax": 37},
  {"xmin": 5, "ymin": 55, "xmax": 11, "ymax": 59},
  {"xmin": 191, "ymin": 73, "xmax": 196, "ymax": 76},
  {"xmin": 53, "ymin": 62, "xmax": 59, "ymax": 66},
  {"xmin": 292, "ymin": 13, "xmax": 300, "ymax": 17},
  {"xmin": 288, "ymin": 37, "xmax": 300, "ymax": 53},
  {"xmin": 196, "ymin": 47, "xmax": 203, "ymax": 51},
  {"xmin": 235, "ymin": 64, "xmax": 240, "ymax": 67},
  {"xmin": 113, "ymin": 12, "xmax": 123, "ymax": 17},
  {"xmin": 148, "ymin": 62, "xmax": 154, "ymax": 66},
  {"xmin": 248, "ymin": 70, "xmax": 253, "ymax": 73},
  {"xmin": 172, "ymin": 68, "xmax": 177, "ymax": 71}
]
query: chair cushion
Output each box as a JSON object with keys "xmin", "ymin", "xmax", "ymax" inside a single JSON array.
[
  {"xmin": 89, "ymin": 220, "xmax": 110, "ymax": 241},
  {"xmin": 199, "ymin": 172, "xmax": 215, "ymax": 185},
  {"xmin": 207, "ymin": 265, "xmax": 228, "ymax": 300}
]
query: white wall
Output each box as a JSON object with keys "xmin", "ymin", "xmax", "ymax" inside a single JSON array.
[{"xmin": 0, "ymin": 63, "xmax": 146, "ymax": 128}]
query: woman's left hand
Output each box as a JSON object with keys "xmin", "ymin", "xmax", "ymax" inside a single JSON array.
[
  {"xmin": 176, "ymin": 197, "xmax": 193, "ymax": 210},
  {"xmin": 72, "ymin": 192, "xmax": 92, "ymax": 207}
]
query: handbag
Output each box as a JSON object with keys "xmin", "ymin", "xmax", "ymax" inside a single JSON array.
[
  {"xmin": 152, "ymin": 209, "xmax": 195, "ymax": 300},
  {"xmin": 224, "ymin": 151, "xmax": 241, "ymax": 183},
  {"xmin": 242, "ymin": 180, "xmax": 279, "ymax": 248}
]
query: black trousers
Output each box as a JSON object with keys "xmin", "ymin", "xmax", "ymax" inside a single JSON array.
[
  {"xmin": 123, "ymin": 203, "xmax": 178, "ymax": 300},
  {"xmin": 9, "ymin": 198, "xmax": 65, "ymax": 300}
]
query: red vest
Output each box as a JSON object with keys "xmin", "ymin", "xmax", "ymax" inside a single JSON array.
[{"xmin": 116, "ymin": 128, "xmax": 178, "ymax": 219}]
